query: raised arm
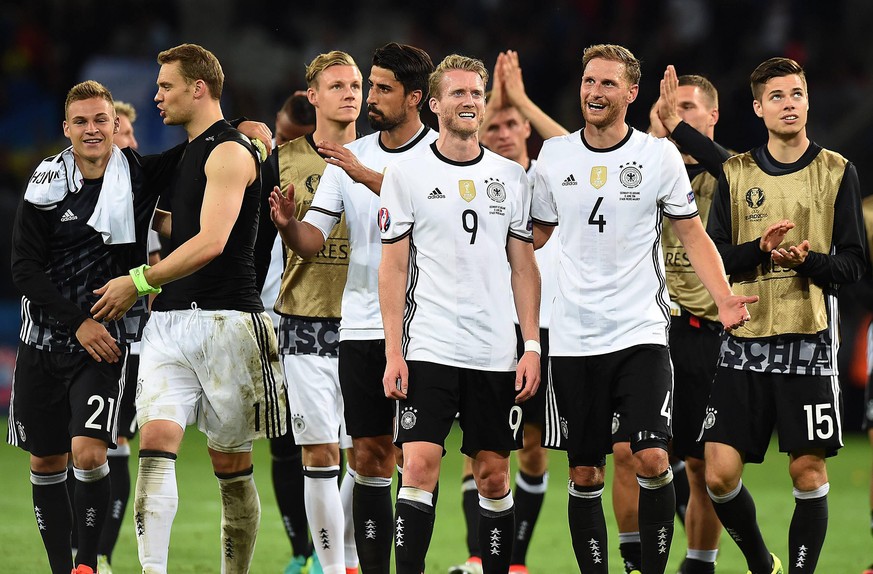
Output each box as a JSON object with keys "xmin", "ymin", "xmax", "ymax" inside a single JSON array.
[
  {"xmin": 501, "ymin": 50, "xmax": 569, "ymax": 139},
  {"xmin": 269, "ymin": 184, "xmax": 327, "ymax": 258}
]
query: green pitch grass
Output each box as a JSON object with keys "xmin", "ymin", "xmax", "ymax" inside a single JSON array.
[{"xmin": 1, "ymin": 418, "xmax": 870, "ymax": 572}]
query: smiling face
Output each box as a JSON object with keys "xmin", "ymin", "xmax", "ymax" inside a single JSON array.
[
  {"xmin": 579, "ymin": 57, "xmax": 638, "ymax": 129},
  {"xmin": 309, "ymin": 64, "xmax": 363, "ymax": 125},
  {"xmin": 63, "ymin": 97, "xmax": 118, "ymax": 163},
  {"xmin": 753, "ymin": 73, "xmax": 808, "ymax": 139},
  {"xmin": 430, "ymin": 69, "xmax": 485, "ymax": 138}
]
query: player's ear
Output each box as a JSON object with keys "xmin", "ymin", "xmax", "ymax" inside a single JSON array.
[
  {"xmin": 114, "ymin": 117, "xmax": 120, "ymax": 133},
  {"xmin": 429, "ymin": 97, "xmax": 439, "ymax": 114},
  {"xmin": 752, "ymin": 99, "xmax": 763, "ymax": 118},
  {"xmin": 408, "ymin": 89, "xmax": 423, "ymax": 109}
]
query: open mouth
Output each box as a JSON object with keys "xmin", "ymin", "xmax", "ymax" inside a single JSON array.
[
  {"xmin": 459, "ymin": 112, "xmax": 475, "ymax": 119},
  {"xmin": 587, "ymin": 102, "xmax": 606, "ymax": 110}
]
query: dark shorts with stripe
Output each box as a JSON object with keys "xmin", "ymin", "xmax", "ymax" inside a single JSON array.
[
  {"xmin": 8, "ymin": 341, "xmax": 127, "ymax": 456},
  {"xmin": 701, "ymin": 367, "xmax": 843, "ymax": 463},
  {"xmin": 339, "ymin": 339, "xmax": 395, "ymax": 438},
  {"xmin": 515, "ymin": 325, "xmax": 548, "ymax": 428},
  {"xmin": 543, "ymin": 344, "xmax": 673, "ymax": 467},
  {"xmin": 394, "ymin": 360, "xmax": 523, "ymax": 457}
]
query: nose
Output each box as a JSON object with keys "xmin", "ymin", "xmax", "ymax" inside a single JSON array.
[{"xmin": 366, "ymin": 87, "xmax": 377, "ymax": 105}]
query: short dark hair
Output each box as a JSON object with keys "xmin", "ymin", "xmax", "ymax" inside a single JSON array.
[
  {"xmin": 281, "ymin": 94, "xmax": 316, "ymax": 127},
  {"xmin": 678, "ymin": 74, "xmax": 718, "ymax": 108},
  {"xmin": 372, "ymin": 43, "xmax": 434, "ymax": 110},
  {"xmin": 750, "ymin": 57, "xmax": 806, "ymax": 101},
  {"xmin": 157, "ymin": 43, "xmax": 224, "ymax": 100},
  {"xmin": 65, "ymin": 80, "xmax": 114, "ymax": 118}
]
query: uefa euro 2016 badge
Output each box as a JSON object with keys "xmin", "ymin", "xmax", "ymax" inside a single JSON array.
[
  {"xmin": 378, "ymin": 207, "xmax": 391, "ymax": 233},
  {"xmin": 590, "ymin": 166, "xmax": 607, "ymax": 189},
  {"xmin": 459, "ymin": 180, "xmax": 476, "ymax": 202},
  {"xmin": 485, "ymin": 178, "xmax": 506, "ymax": 203},
  {"xmin": 745, "ymin": 187, "xmax": 765, "ymax": 208}
]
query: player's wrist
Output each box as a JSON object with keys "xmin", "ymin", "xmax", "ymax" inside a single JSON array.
[
  {"xmin": 129, "ymin": 264, "xmax": 162, "ymax": 297},
  {"xmin": 523, "ymin": 339, "xmax": 541, "ymax": 355}
]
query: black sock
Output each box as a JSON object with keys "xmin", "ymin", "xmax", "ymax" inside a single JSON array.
[
  {"xmin": 510, "ymin": 470, "xmax": 546, "ymax": 565},
  {"xmin": 789, "ymin": 486, "xmax": 829, "ymax": 572},
  {"xmin": 638, "ymin": 470, "xmax": 675, "ymax": 574},
  {"xmin": 709, "ymin": 481, "xmax": 771, "ymax": 573},
  {"xmin": 66, "ymin": 464, "xmax": 77, "ymax": 551},
  {"xmin": 479, "ymin": 491, "xmax": 514, "ymax": 574},
  {"xmin": 270, "ymin": 438, "xmax": 310, "ymax": 558},
  {"xmin": 98, "ymin": 453, "xmax": 130, "ymax": 561},
  {"xmin": 32, "ymin": 470, "xmax": 74, "ymax": 573},
  {"xmin": 682, "ymin": 557, "xmax": 716, "ymax": 574},
  {"xmin": 672, "ymin": 460, "xmax": 689, "ymax": 526},
  {"xmin": 461, "ymin": 474, "xmax": 481, "ymax": 557},
  {"xmin": 618, "ymin": 533, "xmax": 642, "ymax": 573},
  {"xmin": 394, "ymin": 487, "xmax": 435, "ymax": 574},
  {"xmin": 353, "ymin": 476, "xmax": 393, "ymax": 574},
  {"xmin": 72, "ymin": 463, "xmax": 111, "ymax": 570},
  {"xmin": 568, "ymin": 482, "xmax": 608, "ymax": 574}
]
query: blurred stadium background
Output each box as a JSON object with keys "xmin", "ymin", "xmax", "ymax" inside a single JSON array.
[{"xmin": 0, "ymin": 0, "xmax": 871, "ymax": 436}]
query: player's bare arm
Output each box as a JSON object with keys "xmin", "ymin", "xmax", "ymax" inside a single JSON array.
[
  {"xmin": 671, "ymin": 215, "xmax": 758, "ymax": 331},
  {"xmin": 152, "ymin": 208, "xmax": 172, "ymax": 238},
  {"xmin": 269, "ymin": 183, "xmax": 327, "ymax": 257},
  {"xmin": 379, "ymin": 236, "xmax": 410, "ymax": 400},
  {"xmin": 90, "ymin": 141, "xmax": 254, "ymax": 320},
  {"xmin": 317, "ymin": 140, "xmax": 384, "ymax": 195},
  {"xmin": 237, "ymin": 119, "xmax": 274, "ymax": 157},
  {"xmin": 507, "ymin": 235, "xmax": 541, "ymax": 403},
  {"xmin": 532, "ymin": 222, "xmax": 555, "ymax": 250},
  {"xmin": 501, "ymin": 50, "xmax": 569, "ymax": 139}
]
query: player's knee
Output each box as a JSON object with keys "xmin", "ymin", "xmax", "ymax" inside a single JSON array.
[
  {"xmin": 517, "ymin": 444, "xmax": 548, "ymax": 476},
  {"xmin": 30, "ymin": 453, "xmax": 69, "ymax": 474},
  {"xmin": 630, "ymin": 431, "xmax": 669, "ymax": 477},
  {"xmin": 569, "ymin": 465, "xmax": 605, "ymax": 487},
  {"xmin": 475, "ymin": 466, "xmax": 510, "ymax": 498},
  {"xmin": 704, "ymin": 463, "xmax": 739, "ymax": 496},
  {"xmin": 353, "ymin": 437, "xmax": 394, "ymax": 477},
  {"xmin": 788, "ymin": 451, "xmax": 827, "ymax": 491}
]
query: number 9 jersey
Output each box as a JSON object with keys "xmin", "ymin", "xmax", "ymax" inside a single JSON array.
[
  {"xmin": 531, "ymin": 128, "xmax": 697, "ymax": 356},
  {"xmin": 379, "ymin": 142, "xmax": 531, "ymax": 372}
]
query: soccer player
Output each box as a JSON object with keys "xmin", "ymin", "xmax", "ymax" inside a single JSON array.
[
  {"xmin": 91, "ymin": 43, "xmax": 287, "ymax": 573},
  {"xmin": 380, "ymin": 53, "xmax": 541, "ymax": 574},
  {"xmin": 862, "ymin": 195, "xmax": 873, "ymax": 574},
  {"xmin": 703, "ymin": 57, "xmax": 867, "ymax": 574},
  {"xmin": 9, "ymin": 80, "xmax": 184, "ymax": 574},
  {"xmin": 449, "ymin": 49, "xmax": 567, "ymax": 574},
  {"xmin": 531, "ymin": 44, "xmax": 755, "ymax": 574},
  {"xmin": 269, "ymin": 42, "xmax": 437, "ymax": 574},
  {"xmin": 275, "ymin": 91, "xmax": 318, "ymax": 147},
  {"xmin": 269, "ymin": 50, "xmax": 363, "ymax": 574}
]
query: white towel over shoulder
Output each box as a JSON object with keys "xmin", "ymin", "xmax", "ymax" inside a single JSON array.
[{"xmin": 24, "ymin": 145, "xmax": 135, "ymax": 245}]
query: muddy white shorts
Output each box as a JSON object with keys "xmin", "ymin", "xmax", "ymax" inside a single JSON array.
[{"xmin": 284, "ymin": 353, "xmax": 352, "ymax": 448}]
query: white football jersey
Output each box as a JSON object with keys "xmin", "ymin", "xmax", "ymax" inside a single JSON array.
[
  {"xmin": 532, "ymin": 128, "xmax": 697, "ymax": 356},
  {"xmin": 380, "ymin": 143, "xmax": 532, "ymax": 372},
  {"xmin": 304, "ymin": 126, "xmax": 438, "ymax": 340}
]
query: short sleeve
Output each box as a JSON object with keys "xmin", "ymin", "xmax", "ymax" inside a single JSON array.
[
  {"xmin": 508, "ymin": 166, "xmax": 532, "ymax": 242},
  {"xmin": 304, "ymin": 162, "xmax": 345, "ymax": 240},
  {"xmin": 379, "ymin": 164, "xmax": 414, "ymax": 243},
  {"xmin": 531, "ymin": 157, "xmax": 558, "ymax": 225},
  {"xmin": 659, "ymin": 142, "xmax": 698, "ymax": 219}
]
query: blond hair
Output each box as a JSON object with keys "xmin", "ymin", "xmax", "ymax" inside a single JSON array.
[
  {"xmin": 678, "ymin": 75, "xmax": 718, "ymax": 108},
  {"xmin": 428, "ymin": 54, "xmax": 488, "ymax": 99},
  {"xmin": 114, "ymin": 100, "xmax": 137, "ymax": 123},
  {"xmin": 305, "ymin": 51, "xmax": 359, "ymax": 88},
  {"xmin": 582, "ymin": 44, "xmax": 641, "ymax": 85}
]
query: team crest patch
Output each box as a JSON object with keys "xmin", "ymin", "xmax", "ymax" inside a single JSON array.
[
  {"xmin": 485, "ymin": 178, "xmax": 506, "ymax": 202},
  {"xmin": 136, "ymin": 379, "xmax": 143, "ymax": 400},
  {"xmin": 291, "ymin": 414, "xmax": 306, "ymax": 434},
  {"xmin": 305, "ymin": 174, "xmax": 321, "ymax": 195},
  {"xmin": 590, "ymin": 166, "xmax": 607, "ymax": 189},
  {"xmin": 377, "ymin": 207, "xmax": 391, "ymax": 233},
  {"xmin": 611, "ymin": 413, "xmax": 620, "ymax": 435},
  {"xmin": 16, "ymin": 420, "xmax": 26, "ymax": 442},
  {"xmin": 459, "ymin": 180, "xmax": 476, "ymax": 202},
  {"xmin": 619, "ymin": 162, "xmax": 642, "ymax": 188},
  {"xmin": 560, "ymin": 417, "xmax": 569, "ymax": 440},
  {"xmin": 400, "ymin": 407, "xmax": 418, "ymax": 430},
  {"xmin": 702, "ymin": 407, "xmax": 717, "ymax": 430},
  {"xmin": 745, "ymin": 187, "xmax": 765, "ymax": 208}
]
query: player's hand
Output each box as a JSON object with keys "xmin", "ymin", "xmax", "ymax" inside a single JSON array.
[
  {"xmin": 514, "ymin": 351, "xmax": 541, "ymax": 403},
  {"xmin": 759, "ymin": 219, "xmax": 795, "ymax": 252},
  {"xmin": 75, "ymin": 318, "xmax": 122, "ymax": 363},
  {"xmin": 91, "ymin": 276, "xmax": 139, "ymax": 322},
  {"xmin": 269, "ymin": 184, "xmax": 297, "ymax": 229},
  {"xmin": 501, "ymin": 50, "xmax": 529, "ymax": 108},
  {"xmin": 488, "ymin": 52, "xmax": 506, "ymax": 110},
  {"xmin": 658, "ymin": 65, "xmax": 681, "ymax": 132},
  {"xmin": 317, "ymin": 141, "xmax": 376, "ymax": 184},
  {"xmin": 771, "ymin": 239, "xmax": 810, "ymax": 268},
  {"xmin": 383, "ymin": 354, "xmax": 409, "ymax": 400},
  {"xmin": 718, "ymin": 294, "xmax": 759, "ymax": 332},
  {"xmin": 237, "ymin": 120, "xmax": 273, "ymax": 157},
  {"xmin": 648, "ymin": 99, "xmax": 669, "ymax": 138}
]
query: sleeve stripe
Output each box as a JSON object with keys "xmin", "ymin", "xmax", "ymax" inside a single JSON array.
[
  {"xmin": 531, "ymin": 217, "xmax": 558, "ymax": 227},
  {"xmin": 664, "ymin": 210, "xmax": 700, "ymax": 221},
  {"xmin": 382, "ymin": 226, "xmax": 413, "ymax": 244},
  {"xmin": 508, "ymin": 231, "xmax": 534, "ymax": 243},
  {"xmin": 308, "ymin": 205, "xmax": 342, "ymax": 218}
]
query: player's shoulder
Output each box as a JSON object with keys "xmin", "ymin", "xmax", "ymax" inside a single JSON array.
[{"xmin": 482, "ymin": 147, "xmax": 526, "ymax": 175}]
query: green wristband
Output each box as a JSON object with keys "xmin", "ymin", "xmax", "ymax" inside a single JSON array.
[{"xmin": 129, "ymin": 264, "xmax": 161, "ymax": 297}]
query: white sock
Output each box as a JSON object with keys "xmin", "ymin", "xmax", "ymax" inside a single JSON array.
[
  {"xmin": 216, "ymin": 468, "xmax": 260, "ymax": 574},
  {"xmin": 340, "ymin": 466, "xmax": 358, "ymax": 569},
  {"xmin": 135, "ymin": 453, "xmax": 178, "ymax": 574},
  {"xmin": 304, "ymin": 466, "xmax": 346, "ymax": 574}
]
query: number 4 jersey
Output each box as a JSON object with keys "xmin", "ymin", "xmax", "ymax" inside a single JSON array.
[
  {"xmin": 380, "ymin": 142, "xmax": 532, "ymax": 372},
  {"xmin": 532, "ymin": 127, "xmax": 697, "ymax": 356}
]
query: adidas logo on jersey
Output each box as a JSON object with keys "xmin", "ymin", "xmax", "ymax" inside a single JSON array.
[
  {"xmin": 562, "ymin": 174, "xmax": 578, "ymax": 186},
  {"xmin": 427, "ymin": 188, "xmax": 446, "ymax": 199},
  {"xmin": 60, "ymin": 209, "xmax": 78, "ymax": 222}
]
